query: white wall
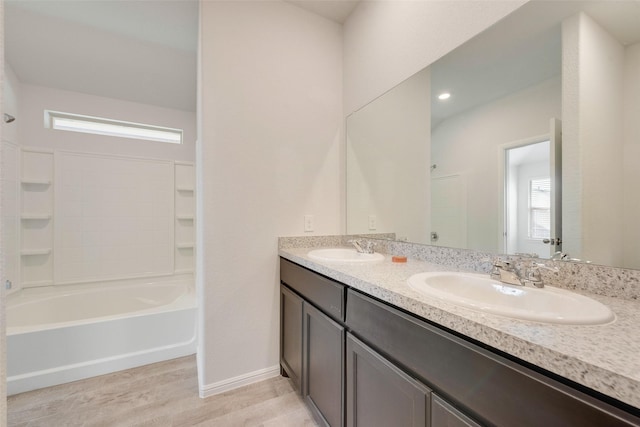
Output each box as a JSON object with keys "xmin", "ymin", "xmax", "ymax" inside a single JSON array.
[
  {"xmin": 431, "ymin": 77, "xmax": 561, "ymax": 252},
  {"xmin": 3, "ymin": 64, "xmax": 21, "ymax": 295},
  {"xmin": 3, "ymin": 63, "xmax": 19, "ymax": 144},
  {"xmin": 19, "ymin": 84, "xmax": 195, "ymax": 162},
  {"xmin": 198, "ymin": 0, "xmax": 343, "ymax": 394},
  {"xmin": 343, "ymin": 0, "xmax": 527, "ymax": 114},
  {"xmin": 623, "ymin": 41, "xmax": 640, "ymax": 269},
  {"xmin": 563, "ymin": 13, "xmax": 625, "ymax": 266},
  {"xmin": 195, "ymin": 0, "xmax": 531, "ymax": 395},
  {"xmin": 561, "ymin": 14, "xmax": 583, "ymax": 262},
  {"xmin": 347, "ymin": 68, "xmax": 430, "ymax": 243},
  {"xmin": 0, "ymin": 0, "xmax": 7, "ymax": 421}
]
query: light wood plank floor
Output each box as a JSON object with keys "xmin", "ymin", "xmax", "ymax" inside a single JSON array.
[{"xmin": 7, "ymin": 356, "xmax": 319, "ymax": 427}]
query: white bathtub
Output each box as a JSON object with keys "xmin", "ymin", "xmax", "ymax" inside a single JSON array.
[{"xmin": 6, "ymin": 276, "xmax": 197, "ymax": 395}]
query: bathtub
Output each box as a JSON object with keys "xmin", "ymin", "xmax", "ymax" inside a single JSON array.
[{"xmin": 6, "ymin": 276, "xmax": 197, "ymax": 395}]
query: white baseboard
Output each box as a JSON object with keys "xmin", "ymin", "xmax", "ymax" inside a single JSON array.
[
  {"xmin": 199, "ymin": 364, "xmax": 281, "ymax": 398},
  {"xmin": 8, "ymin": 340, "xmax": 197, "ymax": 396}
]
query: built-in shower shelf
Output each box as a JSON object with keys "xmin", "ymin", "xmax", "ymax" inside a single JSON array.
[
  {"xmin": 176, "ymin": 243, "xmax": 195, "ymax": 249},
  {"xmin": 21, "ymin": 248, "xmax": 52, "ymax": 256},
  {"xmin": 22, "ymin": 280, "xmax": 54, "ymax": 287},
  {"xmin": 176, "ymin": 215, "xmax": 195, "ymax": 220},
  {"xmin": 21, "ymin": 179, "xmax": 52, "ymax": 186},
  {"xmin": 21, "ymin": 214, "xmax": 52, "ymax": 220},
  {"xmin": 176, "ymin": 187, "xmax": 195, "ymax": 192}
]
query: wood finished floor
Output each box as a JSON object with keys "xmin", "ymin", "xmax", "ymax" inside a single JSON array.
[{"xmin": 7, "ymin": 356, "xmax": 318, "ymax": 427}]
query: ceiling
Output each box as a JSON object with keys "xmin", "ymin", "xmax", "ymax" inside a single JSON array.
[
  {"xmin": 5, "ymin": 0, "xmax": 199, "ymax": 112},
  {"xmin": 287, "ymin": 0, "xmax": 360, "ymax": 24},
  {"xmin": 9, "ymin": 0, "xmax": 634, "ymax": 117},
  {"xmin": 4, "ymin": 0, "xmax": 357, "ymax": 113},
  {"xmin": 430, "ymin": 0, "xmax": 640, "ymax": 129}
]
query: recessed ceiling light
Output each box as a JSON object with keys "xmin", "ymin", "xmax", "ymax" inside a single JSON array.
[{"xmin": 438, "ymin": 93, "xmax": 451, "ymax": 100}]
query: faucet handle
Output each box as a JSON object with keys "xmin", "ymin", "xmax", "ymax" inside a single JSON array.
[
  {"xmin": 531, "ymin": 261, "xmax": 560, "ymax": 273},
  {"xmin": 363, "ymin": 240, "xmax": 376, "ymax": 253},
  {"xmin": 521, "ymin": 261, "xmax": 559, "ymax": 288},
  {"xmin": 492, "ymin": 257, "xmax": 514, "ymax": 270}
]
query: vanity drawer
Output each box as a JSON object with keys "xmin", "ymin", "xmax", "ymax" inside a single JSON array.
[
  {"xmin": 346, "ymin": 289, "xmax": 640, "ymax": 427},
  {"xmin": 280, "ymin": 258, "xmax": 346, "ymax": 322}
]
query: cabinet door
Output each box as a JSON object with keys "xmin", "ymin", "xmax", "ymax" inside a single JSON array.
[
  {"xmin": 431, "ymin": 395, "xmax": 482, "ymax": 427},
  {"xmin": 347, "ymin": 334, "xmax": 430, "ymax": 427},
  {"xmin": 280, "ymin": 284, "xmax": 303, "ymax": 392},
  {"xmin": 303, "ymin": 302, "xmax": 345, "ymax": 427}
]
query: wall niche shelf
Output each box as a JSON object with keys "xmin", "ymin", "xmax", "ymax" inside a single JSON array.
[
  {"xmin": 21, "ymin": 179, "xmax": 52, "ymax": 186},
  {"xmin": 20, "ymin": 149, "xmax": 55, "ymax": 289},
  {"xmin": 21, "ymin": 249, "xmax": 52, "ymax": 256},
  {"xmin": 21, "ymin": 214, "xmax": 52, "ymax": 220},
  {"xmin": 22, "ymin": 280, "xmax": 54, "ymax": 287},
  {"xmin": 175, "ymin": 162, "xmax": 195, "ymax": 274}
]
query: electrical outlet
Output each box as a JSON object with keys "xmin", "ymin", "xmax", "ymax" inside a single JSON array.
[
  {"xmin": 304, "ymin": 215, "xmax": 314, "ymax": 232},
  {"xmin": 368, "ymin": 215, "xmax": 377, "ymax": 230}
]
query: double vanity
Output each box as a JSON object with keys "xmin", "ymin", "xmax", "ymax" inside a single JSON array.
[{"xmin": 279, "ymin": 236, "xmax": 640, "ymax": 426}]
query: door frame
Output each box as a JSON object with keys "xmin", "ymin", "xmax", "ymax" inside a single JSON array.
[{"xmin": 498, "ymin": 133, "xmax": 552, "ymax": 254}]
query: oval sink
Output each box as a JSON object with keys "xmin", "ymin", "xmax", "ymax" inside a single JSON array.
[
  {"xmin": 407, "ymin": 272, "xmax": 614, "ymax": 325},
  {"xmin": 308, "ymin": 248, "xmax": 384, "ymax": 264}
]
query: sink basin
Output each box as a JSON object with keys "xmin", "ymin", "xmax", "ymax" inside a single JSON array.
[
  {"xmin": 308, "ymin": 248, "xmax": 384, "ymax": 264},
  {"xmin": 407, "ymin": 272, "xmax": 614, "ymax": 325}
]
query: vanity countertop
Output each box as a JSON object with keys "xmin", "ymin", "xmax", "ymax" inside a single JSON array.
[{"xmin": 279, "ymin": 246, "xmax": 640, "ymax": 410}]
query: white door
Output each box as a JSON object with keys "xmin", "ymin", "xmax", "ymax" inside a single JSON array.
[
  {"xmin": 502, "ymin": 118, "xmax": 562, "ymax": 257},
  {"xmin": 431, "ymin": 174, "xmax": 467, "ymax": 248}
]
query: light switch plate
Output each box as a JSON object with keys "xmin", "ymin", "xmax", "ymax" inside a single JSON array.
[
  {"xmin": 304, "ymin": 215, "xmax": 314, "ymax": 232},
  {"xmin": 368, "ymin": 215, "xmax": 377, "ymax": 230}
]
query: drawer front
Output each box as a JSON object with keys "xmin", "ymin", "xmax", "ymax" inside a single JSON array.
[
  {"xmin": 346, "ymin": 289, "xmax": 640, "ymax": 427},
  {"xmin": 280, "ymin": 258, "xmax": 346, "ymax": 322}
]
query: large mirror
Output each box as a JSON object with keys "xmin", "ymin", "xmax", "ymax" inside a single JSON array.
[{"xmin": 346, "ymin": 0, "xmax": 640, "ymax": 269}]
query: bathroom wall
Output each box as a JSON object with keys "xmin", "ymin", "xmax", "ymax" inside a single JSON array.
[
  {"xmin": 198, "ymin": 0, "xmax": 343, "ymax": 395},
  {"xmin": 347, "ymin": 68, "xmax": 431, "ymax": 243},
  {"xmin": 431, "ymin": 77, "xmax": 561, "ymax": 253},
  {"xmin": 2, "ymin": 65, "xmax": 20, "ymax": 294},
  {"xmin": 196, "ymin": 0, "xmax": 532, "ymax": 397},
  {"xmin": 19, "ymin": 84, "xmax": 195, "ymax": 162},
  {"xmin": 1, "ymin": 1, "xmax": 7, "ymax": 421},
  {"xmin": 562, "ymin": 13, "xmax": 625, "ymax": 266},
  {"xmin": 343, "ymin": 0, "xmax": 527, "ymax": 114},
  {"xmin": 7, "ymin": 81, "xmax": 196, "ymax": 288},
  {"xmin": 3, "ymin": 64, "xmax": 19, "ymax": 144},
  {"xmin": 623, "ymin": 41, "xmax": 640, "ymax": 269}
]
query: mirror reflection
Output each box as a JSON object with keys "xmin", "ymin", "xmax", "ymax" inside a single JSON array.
[{"xmin": 346, "ymin": 0, "xmax": 640, "ymax": 269}]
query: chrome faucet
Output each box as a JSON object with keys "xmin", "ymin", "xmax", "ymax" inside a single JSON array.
[
  {"xmin": 490, "ymin": 259, "xmax": 558, "ymax": 288},
  {"xmin": 490, "ymin": 260, "xmax": 522, "ymax": 286},
  {"xmin": 348, "ymin": 239, "xmax": 376, "ymax": 254}
]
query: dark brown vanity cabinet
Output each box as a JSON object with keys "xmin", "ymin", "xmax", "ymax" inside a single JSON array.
[
  {"xmin": 280, "ymin": 284, "xmax": 303, "ymax": 390},
  {"xmin": 431, "ymin": 395, "xmax": 481, "ymax": 427},
  {"xmin": 304, "ymin": 302, "xmax": 345, "ymax": 427},
  {"xmin": 346, "ymin": 333, "xmax": 430, "ymax": 427},
  {"xmin": 280, "ymin": 258, "xmax": 640, "ymax": 427},
  {"xmin": 347, "ymin": 289, "xmax": 640, "ymax": 427},
  {"xmin": 280, "ymin": 259, "xmax": 346, "ymax": 427}
]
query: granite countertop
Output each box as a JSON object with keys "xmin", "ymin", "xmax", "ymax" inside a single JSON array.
[{"xmin": 279, "ymin": 245, "xmax": 640, "ymax": 410}]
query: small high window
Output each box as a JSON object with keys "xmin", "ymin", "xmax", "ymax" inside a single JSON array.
[{"xmin": 45, "ymin": 110, "xmax": 183, "ymax": 144}]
